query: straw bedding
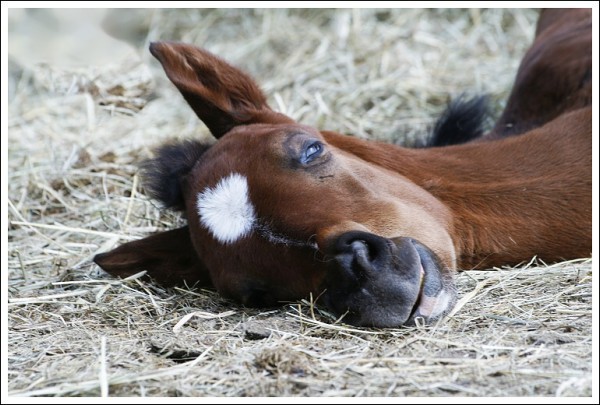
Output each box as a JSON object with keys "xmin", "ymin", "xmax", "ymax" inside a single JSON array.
[{"xmin": 6, "ymin": 8, "xmax": 593, "ymax": 397}]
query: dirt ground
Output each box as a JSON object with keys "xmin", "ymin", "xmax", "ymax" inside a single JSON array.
[{"xmin": 6, "ymin": 8, "xmax": 595, "ymax": 398}]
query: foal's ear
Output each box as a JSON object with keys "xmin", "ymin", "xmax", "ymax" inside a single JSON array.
[
  {"xmin": 149, "ymin": 41, "xmax": 293, "ymax": 138},
  {"xmin": 93, "ymin": 226, "xmax": 212, "ymax": 287}
]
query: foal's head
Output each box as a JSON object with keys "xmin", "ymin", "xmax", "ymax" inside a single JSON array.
[{"xmin": 94, "ymin": 42, "xmax": 457, "ymax": 327}]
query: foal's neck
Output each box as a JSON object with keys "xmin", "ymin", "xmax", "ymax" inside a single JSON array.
[{"xmin": 322, "ymin": 113, "xmax": 591, "ymax": 269}]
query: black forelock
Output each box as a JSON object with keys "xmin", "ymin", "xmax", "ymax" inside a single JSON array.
[{"xmin": 140, "ymin": 139, "xmax": 212, "ymax": 211}]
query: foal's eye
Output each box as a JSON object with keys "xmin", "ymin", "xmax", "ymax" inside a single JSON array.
[{"xmin": 301, "ymin": 141, "xmax": 323, "ymax": 164}]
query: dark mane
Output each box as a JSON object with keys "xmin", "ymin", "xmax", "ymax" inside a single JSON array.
[{"xmin": 425, "ymin": 94, "xmax": 490, "ymax": 147}]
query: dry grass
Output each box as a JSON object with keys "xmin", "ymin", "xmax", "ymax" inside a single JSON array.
[{"xmin": 6, "ymin": 8, "xmax": 594, "ymax": 398}]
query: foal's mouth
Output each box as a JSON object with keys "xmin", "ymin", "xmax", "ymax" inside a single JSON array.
[{"xmin": 405, "ymin": 240, "xmax": 457, "ymax": 325}]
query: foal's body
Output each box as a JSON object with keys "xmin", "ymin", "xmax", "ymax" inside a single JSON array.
[{"xmin": 95, "ymin": 9, "xmax": 591, "ymax": 327}]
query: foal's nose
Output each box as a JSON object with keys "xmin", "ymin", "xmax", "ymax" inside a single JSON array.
[
  {"xmin": 319, "ymin": 230, "xmax": 426, "ymax": 327},
  {"xmin": 337, "ymin": 232, "xmax": 389, "ymax": 265}
]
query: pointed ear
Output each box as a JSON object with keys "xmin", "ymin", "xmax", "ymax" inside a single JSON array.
[
  {"xmin": 149, "ymin": 41, "xmax": 294, "ymax": 138},
  {"xmin": 93, "ymin": 226, "xmax": 212, "ymax": 287}
]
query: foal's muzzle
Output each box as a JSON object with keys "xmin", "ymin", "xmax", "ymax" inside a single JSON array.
[{"xmin": 320, "ymin": 231, "xmax": 456, "ymax": 327}]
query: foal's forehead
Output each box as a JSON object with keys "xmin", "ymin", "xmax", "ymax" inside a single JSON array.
[{"xmin": 199, "ymin": 122, "xmax": 325, "ymax": 172}]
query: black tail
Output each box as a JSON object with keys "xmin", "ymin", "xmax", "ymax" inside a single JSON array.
[
  {"xmin": 140, "ymin": 140, "xmax": 212, "ymax": 211},
  {"xmin": 425, "ymin": 94, "xmax": 490, "ymax": 147}
]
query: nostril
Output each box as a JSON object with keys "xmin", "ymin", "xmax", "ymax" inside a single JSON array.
[
  {"xmin": 328, "ymin": 231, "xmax": 394, "ymax": 275},
  {"xmin": 333, "ymin": 232, "xmax": 389, "ymax": 260},
  {"xmin": 349, "ymin": 237, "xmax": 388, "ymax": 266},
  {"xmin": 349, "ymin": 239, "xmax": 367, "ymax": 249},
  {"xmin": 350, "ymin": 239, "xmax": 370, "ymax": 261}
]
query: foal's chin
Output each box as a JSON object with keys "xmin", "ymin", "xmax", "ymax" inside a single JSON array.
[{"xmin": 320, "ymin": 231, "xmax": 457, "ymax": 328}]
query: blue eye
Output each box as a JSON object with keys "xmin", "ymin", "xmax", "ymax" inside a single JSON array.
[{"xmin": 302, "ymin": 142, "xmax": 322, "ymax": 164}]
